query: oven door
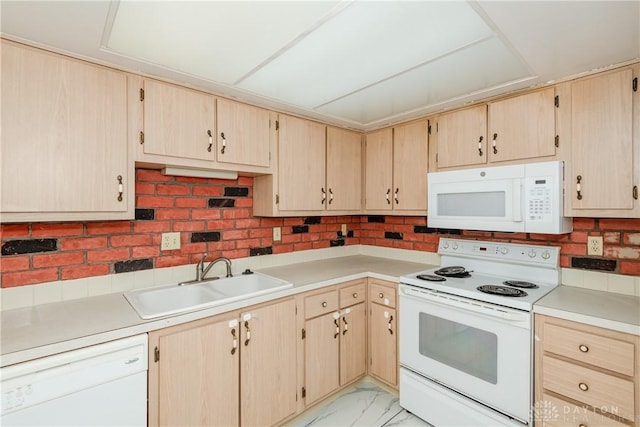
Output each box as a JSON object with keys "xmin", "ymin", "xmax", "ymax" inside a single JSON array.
[{"xmin": 399, "ymin": 285, "xmax": 532, "ymax": 423}]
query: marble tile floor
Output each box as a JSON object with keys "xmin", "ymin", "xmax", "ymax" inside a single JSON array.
[{"xmin": 285, "ymin": 380, "xmax": 433, "ymax": 427}]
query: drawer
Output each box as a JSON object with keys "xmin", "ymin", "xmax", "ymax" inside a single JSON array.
[
  {"xmin": 544, "ymin": 323, "xmax": 635, "ymax": 377},
  {"xmin": 339, "ymin": 281, "xmax": 366, "ymax": 308},
  {"xmin": 541, "ymin": 393, "xmax": 630, "ymax": 427},
  {"xmin": 305, "ymin": 290, "xmax": 339, "ymax": 319},
  {"xmin": 369, "ymin": 281, "xmax": 397, "ymax": 308},
  {"xmin": 542, "ymin": 356, "xmax": 635, "ymax": 421}
]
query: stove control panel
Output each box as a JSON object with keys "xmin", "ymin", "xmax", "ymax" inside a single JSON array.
[{"xmin": 438, "ymin": 238, "xmax": 558, "ymax": 266}]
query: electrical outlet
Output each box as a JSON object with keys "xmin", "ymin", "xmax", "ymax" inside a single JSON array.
[
  {"xmin": 161, "ymin": 232, "xmax": 181, "ymax": 251},
  {"xmin": 273, "ymin": 227, "xmax": 282, "ymax": 241},
  {"xmin": 587, "ymin": 236, "xmax": 603, "ymax": 256},
  {"xmin": 341, "ymin": 224, "xmax": 347, "ymax": 235}
]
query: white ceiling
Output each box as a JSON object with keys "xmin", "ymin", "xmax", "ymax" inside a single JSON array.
[{"xmin": 1, "ymin": 1, "xmax": 639, "ymax": 131}]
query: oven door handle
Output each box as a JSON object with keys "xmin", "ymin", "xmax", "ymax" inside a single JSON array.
[{"xmin": 400, "ymin": 286, "xmax": 529, "ymax": 323}]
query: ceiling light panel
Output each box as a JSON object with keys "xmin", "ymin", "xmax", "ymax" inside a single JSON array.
[
  {"xmin": 317, "ymin": 36, "xmax": 531, "ymax": 125},
  {"xmin": 238, "ymin": 1, "xmax": 493, "ymax": 108},
  {"xmin": 107, "ymin": 1, "xmax": 340, "ymax": 83}
]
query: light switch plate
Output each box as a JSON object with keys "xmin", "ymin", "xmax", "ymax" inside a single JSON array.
[
  {"xmin": 161, "ymin": 232, "xmax": 181, "ymax": 250},
  {"xmin": 341, "ymin": 224, "xmax": 347, "ymax": 235},
  {"xmin": 273, "ymin": 227, "xmax": 282, "ymax": 241}
]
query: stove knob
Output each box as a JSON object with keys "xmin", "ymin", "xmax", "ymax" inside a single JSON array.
[
  {"xmin": 452, "ymin": 243, "xmax": 458, "ymax": 250},
  {"xmin": 542, "ymin": 251, "xmax": 551, "ymax": 260},
  {"xmin": 500, "ymin": 247, "xmax": 508, "ymax": 255},
  {"xmin": 442, "ymin": 242, "xmax": 449, "ymax": 249},
  {"xmin": 528, "ymin": 250, "xmax": 537, "ymax": 258}
]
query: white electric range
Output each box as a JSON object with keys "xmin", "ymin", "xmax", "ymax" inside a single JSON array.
[{"xmin": 399, "ymin": 238, "xmax": 561, "ymax": 427}]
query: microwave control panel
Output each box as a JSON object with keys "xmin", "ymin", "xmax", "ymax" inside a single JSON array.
[{"xmin": 525, "ymin": 176, "xmax": 553, "ymax": 222}]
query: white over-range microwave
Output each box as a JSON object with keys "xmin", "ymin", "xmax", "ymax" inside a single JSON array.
[{"xmin": 428, "ymin": 160, "xmax": 573, "ymax": 234}]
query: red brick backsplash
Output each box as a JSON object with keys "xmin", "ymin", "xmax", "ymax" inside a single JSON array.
[{"xmin": 2, "ymin": 168, "xmax": 640, "ymax": 288}]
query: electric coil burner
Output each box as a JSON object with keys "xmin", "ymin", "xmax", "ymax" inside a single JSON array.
[
  {"xmin": 502, "ymin": 280, "xmax": 538, "ymax": 289},
  {"xmin": 434, "ymin": 266, "xmax": 471, "ymax": 278},
  {"xmin": 416, "ymin": 274, "xmax": 446, "ymax": 282},
  {"xmin": 476, "ymin": 285, "xmax": 528, "ymax": 297}
]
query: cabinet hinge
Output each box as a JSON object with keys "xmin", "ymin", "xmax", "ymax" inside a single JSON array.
[
  {"xmin": 139, "ymin": 131, "xmax": 145, "ymax": 144},
  {"xmin": 301, "ymin": 387, "xmax": 306, "ymax": 399},
  {"xmin": 275, "ymin": 194, "xmax": 279, "ymax": 205},
  {"xmin": 302, "ymin": 328, "xmax": 306, "ymax": 339},
  {"xmin": 427, "ymin": 121, "xmax": 431, "ymax": 135},
  {"xmin": 435, "ymin": 153, "xmax": 438, "ymax": 163},
  {"xmin": 269, "ymin": 152, "xmax": 271, "ymax": 161},
  {"xmin": 275, "ymin": 120, "xmax": 279, "ymax": 131},
  {"xmin": 154, "ymin": 346, "xmax": 160, "ymax": 363},
  {"xmin": 633, "ymin": 185, "xmax": 638, "ymax": 200},
  {"xmin": 554, "ymin": 135, "xmax": 559, "ymax": 148},
  {"xmin": 140, "ymin": 88, "xmax": 145, "ymax": 102},
  {"xmin": 554, "ymin": 95, "xmax": 559, "ymax": 108},
  {"xmin": 633, "ymin": 77, "xmax": 638, "ymax": 92}
]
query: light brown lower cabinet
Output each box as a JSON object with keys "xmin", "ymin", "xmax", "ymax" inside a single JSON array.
[
  {"xmin": 148, "ymin": 298, "xmax": 297, "ymax": 427},
  {"xmin": 534, "ymin": 314, "xmax": 640, "ymax": 427},
  {"xmin": 368, "ymin": 279, "xmax": 398, "ymax": 388},
  {"xmin": 301, "ymin": 279, "xmax": 367, "ymax": 407}
]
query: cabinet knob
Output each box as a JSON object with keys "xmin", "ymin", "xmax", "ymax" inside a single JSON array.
[
  {"xmin": 352, "ymin": 293, "xmax": 358, "ymax": 298},
  {"xmin": 579, "ymin": 424, "xmax": 587, "ymax": 427},
  {"xmin": 321, "ymin": 301, "xmax": 327, "ymax": 308},
  {"xmin": 579, "ymin": 344, "xmax": 589, "ymax": 353},
  {"xmin": 578, "ymin": 382, "xmax": 589, "ymax": 391},
  {"xmin": 378, "ymin": 292, "xmax": 384, "ymax": 299}
]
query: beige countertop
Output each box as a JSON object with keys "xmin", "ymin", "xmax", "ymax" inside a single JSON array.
[
  {"xmin": 1, "ymin": 255, "xmax": 431, "ymax": 367},
  {"xmin": 534, "ymin": 285, "xmax": 640, "ymax": 335}
]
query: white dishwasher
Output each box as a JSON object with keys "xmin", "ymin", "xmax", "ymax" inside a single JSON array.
[{"xmin": 1, "ymin": 334, "xmax": 148, "ymax": 426}]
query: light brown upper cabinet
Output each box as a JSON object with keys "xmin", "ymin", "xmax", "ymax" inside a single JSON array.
[
  {"xmin": 326, "ymin": 127, "xmax": 362, "ymax": 211},
  {"xmin": 435, "ymin": 88, "xmax": 556, "ymax": 170},
  {"xmin": 253, "ymin": 116, "xmax": 362, "ymax": 216},
  {"xmin": 276, "ymin": 115, "xmax": 327, "ymax": 211},
  {"xmin": 566, "ymin": 65, "xmax": 639, "ymax": 217},
  {"xmin": 436, "ymin": 105, "xmax": 487, "ymax": 168},
  {"xmin": 216, "ymin": 98, "xmax": 271, "ymax": 168},
  {"xmin": 1, "ymin": 40, "xmax": 133, "ymax": 222},
  {"xmin": 488, "ymin": 88, "xmax": 557, "ymax": 163},
  {"xmin": 364, "ymin": 120, "xmax": 429, "ymax": 214},
  {"xmin": 139, "ymin": 78, "xmax": 216, "ymax": 162},
  {"xmin": 132, "ymin": 77, "xmax": 274, "ymax": 174}
]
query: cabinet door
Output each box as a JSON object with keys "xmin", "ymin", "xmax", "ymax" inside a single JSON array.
[
  {"xmin": 393, "ymin": 120, "xmax": 429, "ymax": 211},
  {"xmin": 304, "ymin": 311, "xmax": 340, "ymax": 406},
  {"xmin": 216, "ymin": 98, "xmax": 271, "ymax": 167},
  {"xmin": 437, "ymin": 105, "xmax": 487, "ymax": 168},
  {"xmin": 327, "ymin": 127, "xmax": 362, "ymax": 211},
  {"xmin": 488, "ymin": 88, "xmax": 556, "ymax": 163},
  {"xmin": 364, "ymin": 128, "xmax": 393, "ymax": 211},
  {"xmin": 142, "ymin": 79, "xmax": 216, "ymax": 161},
  {"xmin": 148, "ymin": 316, "xmax": 239, "ymax": 427},
  {"xmin": 369, "ymin": 303, "xmax": 397, "ymax": 387},
  {"xmin": 1, "ymin": 40, "xmax": 130, "ymax": 220},
  {"xmin": 278, "ymin": 115, "xmax": 326, "ymax": 211},
  {"xmin": 241, "ymin": 299, "xmax": 297, "ymax": 427},
  {"xmin": 570, "ymin": 68, "xmax": 635, "ymax": 212},
  {"xmin": 340, "ymin": 302, "xmax": 367, "ymax": 385}
]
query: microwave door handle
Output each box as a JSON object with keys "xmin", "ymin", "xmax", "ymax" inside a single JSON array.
[{"xmin": 513, "ymin": 179, "xmax": 523, "ymax": 222}]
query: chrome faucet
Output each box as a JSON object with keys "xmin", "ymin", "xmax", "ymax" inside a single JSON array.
[{"xmin": 197, "ymin": 253, "xmax": 232, "ymax": 280}]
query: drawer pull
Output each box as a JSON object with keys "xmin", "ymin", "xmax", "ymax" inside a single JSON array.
[
  {"xmin": 378, "ymin": 292, "xmax": 384, "ymax": 299},
  {"xmin": 321, "ymin": 301, "xmax": 327, "ymax": 308},
  {"xmin": 352, "ymin": 293, "xmax": 358, "ymax": 298},
  {"xmin": 578, "ymin": 344, "xmax": 589, "ymax": 353},
  {"xmin": 579, "ymin": 424, "xmax": 587, "ymax": 427},
  {"xmin": 578, "ymin": 382, "xmax": 589, "ymax": 391}
]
